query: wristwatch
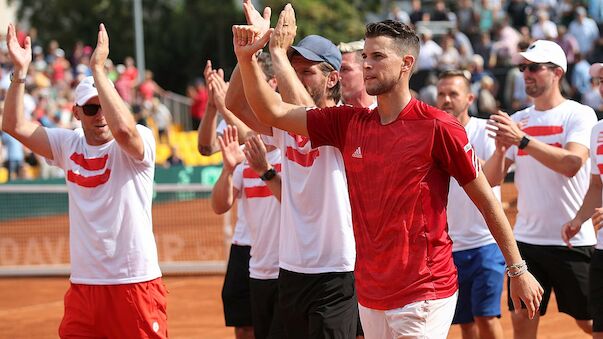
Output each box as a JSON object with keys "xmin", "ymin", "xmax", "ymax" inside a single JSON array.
[
  {"xmin": 10, "ymin": 72, "xmax": 26, "ymax": 84},
  {"xmin": 259, "ymin": 168, "xmax": 277, "ymax": 181},
  {"xmin": 518, "ymin": 135, "xmax": 531, "ymax": 150}
]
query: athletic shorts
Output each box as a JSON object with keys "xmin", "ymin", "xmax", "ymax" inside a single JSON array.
[
  {"xmin": 58, "ymin": 277, "xmax": 168, "ymax": 338},
  {"xmin": 222, "ymin": 244, "xmax": 252, "ymax": 327},
  {"xmin": 278, "ymin": 268, "xmax": 358, "ymax": 339},
  {"xmin": 250, "ymin": 278, "xmax": 285, "ymax": 339},
  {"xmin": 591, "ymin": 249, "xmax": 603, "ymax": 332},
  {"xmin": 507, "ymin": 241, "xmax": 593, "ymax": 319},
  {"xmin": 452, "ymin": 243, "xmax": 505, "ymax": 324}
]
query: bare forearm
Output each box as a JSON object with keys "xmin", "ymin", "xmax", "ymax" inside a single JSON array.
[
  {"xmin": 482, "ymin": 151, "xmax": 509, "ymax": 186},
  {"xmin": 198, "ymin": 105, "xmax": 219, "ymax": 156},
  {"xmin": 264, "ymin": 175, "xmax": 282, "ymax": 202},
  {"xmin": 271, "ymin": 52, "xmax": 314, "ymax": 106},
  {"xmin": 219, "ymin": 106, "xmax": 254, "ymax": 143},
  {"xmin": 225, "ymin": 65, "xmax": 272, "ymax": 135},
  {"xmin": 523, "ymin": 139, "xmax": 585, "ymax": 177},
  {"xmin": 238, "ymin": 59, "xmax": 287, "ymax": 126},
  {"xmin": 573, "ymin": 176, "xmax": 603, "ymax": 224},
  {"xmin": 211, "ymin": 169, "xmax": 236, "ymax": 214}
]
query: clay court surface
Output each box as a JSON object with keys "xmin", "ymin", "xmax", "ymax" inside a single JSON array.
[{"xmin": 0, "ymin": 183, "xmax": 594, "ymax": 338}]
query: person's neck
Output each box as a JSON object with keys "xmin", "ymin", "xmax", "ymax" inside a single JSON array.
[
  {"xmin": 533, "ymin": 89, "xmax": 565, "ymax": 111},
  {"xmin": 319, "ymin": 97, "xmax": 337, "ymax": 109},
  {"xmin": 376, "ymin": 83, "xmax": 413, "ymax": 125},
  {"xmin": 457, "ymin": 112, "xmax": 471, "ymax": 126},
  {"xmin": 345, "ymin": 91, "xmax": 376, "ymax": 108}
]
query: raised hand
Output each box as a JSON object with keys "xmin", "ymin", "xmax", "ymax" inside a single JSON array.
[
  {"xmin": 6, "ymin": 24, "xmax": 31, "ymax": 72},
  {"xmin": 232, "ymin": 24, "xmax": 273, "ymax": 61},
  {"xmin": 270, "ymin": 3, "xmax": 297, "ymax": 54},
  {"xmin": 487, "ymin": 110, "xmax": 524, "ymax": 146},
  {"xmin": 90, "ymin": 23, "xmax": 109, "ymax": 72},
  {"xmin": 242, "ymin": 0, "xmax": 271, "ymax": 36},
  {"xmin": 217, "ymin": 125, "xmax": 244, "ymax": 172},
  {"xmin": 204, "ymin": 60, "xmax": 217, "ymax": 109},
  {"xmin": 244, "ymin": 135, "xmax": 270, "ymax": 175},
  {"xmin": 208, "ymin": 70, "xmax": 229, "ymax": 111},
  {"xmin": 561, "ymin": 218, "xmax": 583, "ymax": 247}
]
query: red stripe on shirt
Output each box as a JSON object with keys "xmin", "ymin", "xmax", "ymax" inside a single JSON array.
[
  {"xmin": 67, "ymin": 169, "xmax": 111, "ymax": 188},
  {"xmin": 522, "ymin": 126, "xmax": 563, "ymax": 136},
  {"xmin": 598, "ymin": 164, "xmax": 603, "ymax": 174},
  {"xmin": 597, "ymin": 144, "xmax": 603, "ymax": 155},
  {"xmin": 242, "ymin": 164, "xmax": 282, "ymax": 178},
  {"xmin": 69, "ymin": 153, "xmax": 108, "ymax": 171},
  {"xmin": 244, "ymin": 185, "xmax": 273, "ymax": 198},
  {"xmin": 518, "ymin": 142, "xmax": 562, "ymax": 156},
  {"xmin": 285, "ymin": 147, "xmax": 319, "ymax": 167}
]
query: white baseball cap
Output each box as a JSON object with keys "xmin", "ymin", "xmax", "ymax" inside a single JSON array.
[
  {"xmin": 590, "ymin": 63, "xmax": 603, "ymax": 77},
  {"xmin": 518, "ymin": 40, "xmax": 567, "ymax": 73},
  {"xmin": 74, "ymin": 76, "xmax": 113, "ymax": 106}
]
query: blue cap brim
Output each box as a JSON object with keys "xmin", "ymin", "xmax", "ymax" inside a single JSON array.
[{"xmin": 289, "ymin": 46, "xmax": 325, "ymax": 63}]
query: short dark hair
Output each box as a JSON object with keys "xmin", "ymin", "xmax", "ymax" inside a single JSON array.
[
  {"xmin": 365, "ymin": 20, "xmax": 420, "ymax": 58},
  {"xmin": 438, "ymin": 69, "xmax": 472, "ymax": 90},
  {"xmin": 318, "ymin": 62, "xmax": 341, "ymax": 103}
]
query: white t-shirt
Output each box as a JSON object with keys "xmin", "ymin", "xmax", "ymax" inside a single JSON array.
[
  {"xmin": 232, "ymin": 149, "xmax": 281, "ymax": 279},
  {"xmin": 448, "ymin": 117, "xmax": 500, "ymax": 252},
  {"xmin": 507, "ymin": 100, "xmax": 597, "ymax": 246},
  {"xmin": 262, "ymin": 128, "xmax": 356, "ymax": 274},
  {"xmin": 589, "ymin": 121, "xmax": 603, "ymax": 250},
  {"xmin": 45, "ymin": 125, "xmax": 162, "ymax": 284}
]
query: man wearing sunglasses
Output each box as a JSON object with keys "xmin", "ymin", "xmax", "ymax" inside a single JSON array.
[
  {"xmin": 3, "ymin": 23, "xmax": 166, "ymax": 338},
  {"xmin": 488, "ymin": 40, "xmax": 597, "ymax": 338}
]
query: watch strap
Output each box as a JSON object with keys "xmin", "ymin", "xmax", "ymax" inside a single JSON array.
[
  {"xmin": 518, "ymin": 135, "xmax": 530, "ymax": 150},
  {"xmin": 10, "ymin": 72, "xmax": 26, "ymax": 84},
  {"xmin": 259, "ymin": 168, "xmax": 277, "ymax": 181}
]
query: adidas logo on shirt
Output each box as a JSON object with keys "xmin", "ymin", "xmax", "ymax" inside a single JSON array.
[{"xmin": 352, "ymin": 147, "xmax": 363, "ymax": 159}]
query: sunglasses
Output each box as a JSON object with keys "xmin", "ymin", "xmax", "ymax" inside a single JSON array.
[
  {"xmin": 518, "ymin": 63, "xmax": 558, "ymax": 73},
  {"xmin": 78, "ymin": 104, "xmax": 101, "ymax": 116}
]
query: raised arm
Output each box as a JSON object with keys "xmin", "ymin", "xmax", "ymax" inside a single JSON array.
[
  {"xmin": 561, "ymin": 174, "xmax": 602, "ymax": 246},
  {"xmin": 211, "ymin": 126, "xmax": 244, "ymax": 214},
  {"xmin": 268, "ymin": 4, "xmax": 315, "ymax": 107},
  {"xmin": 462, "ymin": 173, "xmax": 543, "ymax": 319},
  {"xmin": 197, "ymin": 61, "xmax": 220, "ymax": 155},
  {"xmin": 244, "ymin": 135, "xmax": 281, "ymax": 201},
  {"xmin": 482, "ymin": 138, "xmax": 514, "ymax": 186},
  {"xmin": 91, "ymin": 24, "xmax": 145, "ymax": 160},
  {"xmin": 489, "ymin": 111, "xmax": 588, "ymax": 178},
  {"xmin": 2, "ymin": 24, "xmax": 52, "ymax": 159},
  {"xmin": 233, "ymin": 24, "xmax": 308, "ymax": 136}
]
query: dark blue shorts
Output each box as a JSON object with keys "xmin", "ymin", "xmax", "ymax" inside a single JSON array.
[{"xmin": 452, "ymin": 243, "xmax": 505, "ymax": 324}]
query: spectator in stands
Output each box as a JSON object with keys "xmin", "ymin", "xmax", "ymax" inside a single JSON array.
[
  {"xmin": 531, "ymin": 10, "xmax": 558, "ymax": 40},
  {"xmin": 189, "ymin": 77, "xmax": 208, "ymax": 130},
  {"xmin": 409, "ymin": 0, "xmax": 427, "ymax": 25},
  {"xmin": 506, "ymin": 0, "xmax": 530, "ymax": 30},
  {"xmin": 439, "ymin": 34, "xmax": 462, "ymax": 71},
  {"xmin": 583, "ymin": 77, "xmax": 603, "ymax": 113},
  {"xmin": 417, "ymin": 28, "xmax": 442, "ymax": 71},
  {"xmin": 572, "ymin": 53, "xmax": 592, "ymax": 100},
  {"xmin": 149, "ymin": 97, "xmax": 172, "ymax": 144},
  {"xmin": 479, "ymin": 0, "xmax": 496, "ymax": 33},
  {"xmin": 431, "ymin": 0, "xmax": 452, "ymax": 22},
  {"xmin": 456, "ymin": 0, "xmax": 479, "ymax": 36},
  {"xmin": 477, "ymin": 75, "xmax": 498, "ymax": 118},
  {"xmin": 491, "ymin": 18, "xmax": 521, "ymax": 66},
  {"xmin": 569, "ymin": 7, "xmax": 600, "ymax": 58},
  {"xmin": 589, "ymin": 0, "xmax": 603, "ymax": 23},
  {"xmin": 337, "ymin": 40, "xmax": 376, "ymax": 108},
  {"xmin": 388, "ymin": 4, "xmax": 410, "ymax": 25},
  {"xmin": 138, "ymin": 70, "xmax": 165, "ymax": 103}
]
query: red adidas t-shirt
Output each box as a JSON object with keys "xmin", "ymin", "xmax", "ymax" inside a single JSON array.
[{"xmin": 307, "ymin": 98, "xmax": 480, "ymax": 310}]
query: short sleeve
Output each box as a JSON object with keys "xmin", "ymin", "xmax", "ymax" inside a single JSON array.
[
  {"xmin": 306, "ymin": 105, "xmax": 357, "ymax": 150},
  {"xmin": 135, "ymin": 125, "xmax": 156, "ymax": 167},
  {"xmin": 565, "ymin": 107, "xmax": 597, "ymax": 148},
  {"xmin": 433, "ymin": 118, "xmax": 480, "ymax": 186},
  {"xmin": 261, "ymin": 127, "xmax": 283, "ymax": 149},
  {"xmin": 45, "ymin": 127, "xmax": 77, "ymax": 169}
]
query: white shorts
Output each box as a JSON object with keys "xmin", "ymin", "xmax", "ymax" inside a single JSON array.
[{"xmin": 358, "ymin": 292, "xmax": 458, "ymax": 339}]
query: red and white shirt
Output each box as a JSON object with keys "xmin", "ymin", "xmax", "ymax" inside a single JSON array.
[
  {"xmin": 448, "ymin": 117, "xmax": 500, "ymax": 252},
  {"xmin": 307, "ymin": 98, "xmax": 480, "ymax": 310},
  {"xmin": 507, "ymin": 100, "xmax": 597, "ymax": 246},
  {"xmin": 589, "ymin": 121, "xmax": 603, "ymax": 250},
  {"xmin": 262, "ymin": 128, "xmax": 356, "ymax": 274},
  {"xmin": 45, "ymin": 125, "xmax": 161, "ymax": 285},
  {"xmin": 232, "ymin": 149, "xmax": 282, "ymax": 279}
]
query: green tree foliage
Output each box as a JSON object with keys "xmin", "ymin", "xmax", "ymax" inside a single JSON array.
[
  {"xmin": 12, "ymin": 0, "xmax": 379, "ymax": 93},
  {"xmin": 263, "ymin": 0, "xmax": 366, "ymax": 45}
]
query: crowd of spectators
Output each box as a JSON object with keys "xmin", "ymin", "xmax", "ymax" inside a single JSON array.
[
  {"xmin": 2, "ymin": 0, "xmax": 603, "ymax": 182},
  {"xmin": 0, "ymin": 28, "xmax": 175, "ymax": 181}
]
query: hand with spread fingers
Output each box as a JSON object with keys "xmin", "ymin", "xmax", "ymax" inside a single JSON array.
[
  {"xmin": 232, "ymin": 24, "xmax": 273, "ymax": 61},
  {"xmin": 270, "ymin": 4, "xmax": 297, "ymax": 55},
  {"xmin": 90, "ymin": 23, "xmax": 109, "ymax": 72},
  {"xmin": 244, "ymin": 134, "xmax": 270, "ymax": 176},
  {"xmin": 208, "ymin": 70, "xmax": 229, "ymax": 112},
  {"xmin": 6, "ymin": 23, "xmax": 32, "ymax": 73},
  {"xmin": 218, "ymin": 125, "xmax": 245, "ymax": 173},
  {"xmin": 487, "ymin": 110, "xmax": 525, "ymax": 147},
  {"xmin": 204, "ymin": 60, "xmax": 217, "ymax": 110},
  {"xmin": 510, "ymin": 271, "xmax": 544, "ymax": 320},
  {"xmin": 242, "ymin": 0, "xmax": 271, "ymax": 37}
]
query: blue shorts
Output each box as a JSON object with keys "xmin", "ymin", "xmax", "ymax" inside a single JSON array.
[{"xmin": 452, "ymin": 243, "xmax": 505, "ymax": 324}]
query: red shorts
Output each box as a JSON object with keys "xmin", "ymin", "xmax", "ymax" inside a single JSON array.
[{"xmin": 59, "ymin": 277, "xmax": 168, "ymax": 338}]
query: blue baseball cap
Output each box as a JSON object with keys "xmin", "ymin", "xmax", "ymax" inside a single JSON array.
[{"xmin": 288, "ymin": 35, "xmax": 342, "ymax": 71}]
